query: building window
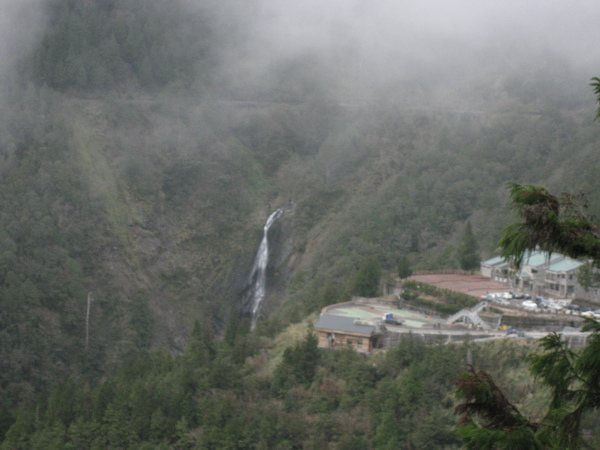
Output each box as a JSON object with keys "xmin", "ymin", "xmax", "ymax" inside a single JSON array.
[
  {"xmin": 358, "ymin": 340, "xmax": 363, "ymax": 346},
  {"xmin": 327, "ymin": 333, "xmax": 335, "ymax": 346},
  {"xmin": 347, "ymin": 339, "xmax": 353, "ymax": 345}
]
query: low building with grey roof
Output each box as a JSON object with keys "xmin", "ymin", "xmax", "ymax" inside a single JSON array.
[{"xmin": 314, "ymin": 314, "xmax": 383, "ymax": 353}]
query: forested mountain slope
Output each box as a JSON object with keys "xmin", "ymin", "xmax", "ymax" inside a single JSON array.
[{"xmin": 1, "ymin": 0, "xmax": 599, "ymax": 426}]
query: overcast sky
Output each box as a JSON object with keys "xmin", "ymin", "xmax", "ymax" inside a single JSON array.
[
  {"xmin": 1, "ymin": 0, "xmax": 599, "ymax": 103},
  {"xmin": 198, "ymin": 0, "xmax": 598, "ymax": 103},
  {"xmin": 0, "ymin": 1, "xmax": 46, "ymax": 85},
  {"xmin": 243, "ymin": 0, "xmax": 600, "ymax": 62}
]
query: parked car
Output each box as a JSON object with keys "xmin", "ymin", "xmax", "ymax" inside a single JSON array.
[
  {"xmin": 384, "ymin": 318, "xmax": 403, "ymax": 326},
  {"xmin": 536, "ymin": 297, "xmax": 551, "ymax": 307},
  {"xmin": 546, "ymin": 302, "xmax": 564, "ymax": 312},
  {"xmin": 565, "ymin": 304, "xmax": 581, "ymax": 311},
  {"xmin": 522, "ymin": 300, "xmax": 538, "ymax": 311}
]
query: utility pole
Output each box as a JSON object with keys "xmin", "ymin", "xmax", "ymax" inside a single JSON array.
[{"xmin": 86, "ymin": 292, "xmax": 92, "ymax": 351}]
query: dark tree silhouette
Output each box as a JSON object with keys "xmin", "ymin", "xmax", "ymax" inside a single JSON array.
[
  {"xmin": 458, "ymin": 222, "xmax": 480, "ymax": 271},
  {"xmin": 499, "ymin": 183, "xmax": 600, "ymax": 270}
]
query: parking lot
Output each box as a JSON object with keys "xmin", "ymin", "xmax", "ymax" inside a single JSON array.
[{"xmin": 407, "ymin": 273, "xmax": 589, "ymax": 319}]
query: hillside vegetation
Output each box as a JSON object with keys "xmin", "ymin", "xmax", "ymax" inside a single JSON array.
[
  {"xmin": 2, "ymin": 330, "xmax": 572, "ymax": 449},
  {"xmin": 1, "ymin": 1, "xmax": 600, "ymax": 445}
]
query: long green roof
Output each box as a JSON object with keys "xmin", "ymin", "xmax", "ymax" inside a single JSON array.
[
  {"xmin": 482, "ymin": 256, "xmax": 506, "ymax": 265},
  {"xmin": 523, "ymin": 251, "xmax": 563, "ymax": 267},
  {"xmin": 548, "ymin": 258, "xmax": 584, "ymax": 272}
]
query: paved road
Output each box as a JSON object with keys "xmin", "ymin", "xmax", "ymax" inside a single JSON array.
[{"xmin": 386, "ymin": 323, "xmax": 590, "ymax": 338}]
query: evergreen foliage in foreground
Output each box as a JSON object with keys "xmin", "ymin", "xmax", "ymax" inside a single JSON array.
[
  {"xmin": 455, "ymin": 320, "xmax": 600, "ymax": 449},
  {"xmin": 2, "ymin": 328, "xmax": 557, "ymax": 449},
  {"xmin": 455, "ymin": 175, "xmax": 600, "ymax": 449},
  {"xmin": 499, "ymin": 183, "xmax": 600, "ymax": 270}
]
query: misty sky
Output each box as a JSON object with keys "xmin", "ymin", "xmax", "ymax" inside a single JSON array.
[
  {"xmin": 246, "ymin": 0, "xmax": 600, "ymax": 62},
  {"xmin": 202, "ymin": 0, "xmax": 600, "ymax": 102},
  {"xmin": 0, "ymin": 1, "xmax": 46, "ymax": 85},
  {"xmin": 1, "ymin": 0, "xmax": 599, "ymax": 100}
]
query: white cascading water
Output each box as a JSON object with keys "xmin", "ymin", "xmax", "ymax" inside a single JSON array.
[{"xmin": 246, "ymin": 209, "xmax": 283, "ymax": 330}]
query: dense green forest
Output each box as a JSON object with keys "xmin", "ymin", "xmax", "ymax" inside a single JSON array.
[
  {"xmin": 2, "ymin": 327, "xmax": 579, "ymax": 449},
  {"xmin": 1, "ymin": 0, "xmax": 600, "ymax": 447}
]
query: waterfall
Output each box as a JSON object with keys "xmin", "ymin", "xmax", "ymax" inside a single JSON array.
[{"xmin": 243, "ymin": 209, "xmax": 283, "ymax": 330}]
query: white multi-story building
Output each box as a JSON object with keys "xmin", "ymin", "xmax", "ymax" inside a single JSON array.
[
  {"xmin": 480, "ymin": 251, "xmax": 598, "ymax": 300},
  {"xmin": 517, "ymin": 251, "xmax": 565, "ymax": 296},
  {"xmin": 545, "ymin": 258, "xmax": 585, "ymax": 298}
]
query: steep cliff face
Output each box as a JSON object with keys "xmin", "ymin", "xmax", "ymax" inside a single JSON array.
[
  {"xmin": 247, "ymin": 203, "xmax": 300, "ymax": 324},
  {"xmin": 0, "ymin": 95, "xmax": 274, "ymax": 403}
]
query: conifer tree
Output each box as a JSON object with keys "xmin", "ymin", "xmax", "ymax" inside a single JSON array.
[
  {"xmin": 455, "ymin": 320, "xmax": 600, "ymax": 449},
  {"xmin": 499, "ymin": 183, "xmax": 600, "ymax": 269},
  {"xmin": 354, "ymin": 256, "xmax": 381, "ymax": 297},
  {"xmin": 591, "ymin": 76, "xmax": 600, "ymax": 120},
  {"xmin": 397, "ymin": 255, "xmax": 413, "ymax": 279},
  {"xmin": 458, "ymin": 222, "xmax": 480, "ymax": 271}
]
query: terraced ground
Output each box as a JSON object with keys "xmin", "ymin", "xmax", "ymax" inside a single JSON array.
[{"xmin": 408, "ymin": 273, "xmax": 513, "ymax": 298}]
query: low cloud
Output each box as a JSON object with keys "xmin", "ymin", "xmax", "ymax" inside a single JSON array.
[{"xmin": 0, "ymin": 0, "xmax": 47, "ymax": 91}]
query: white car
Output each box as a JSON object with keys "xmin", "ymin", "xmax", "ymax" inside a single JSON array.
[{"xmin": 522, "ymin": 300, "xmax": 538, "ymax": 311}]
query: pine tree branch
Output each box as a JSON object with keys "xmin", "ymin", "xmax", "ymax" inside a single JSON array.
[{"xmin": 499, "ymin": 183, "xmax": 600, "ymax": 270}]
